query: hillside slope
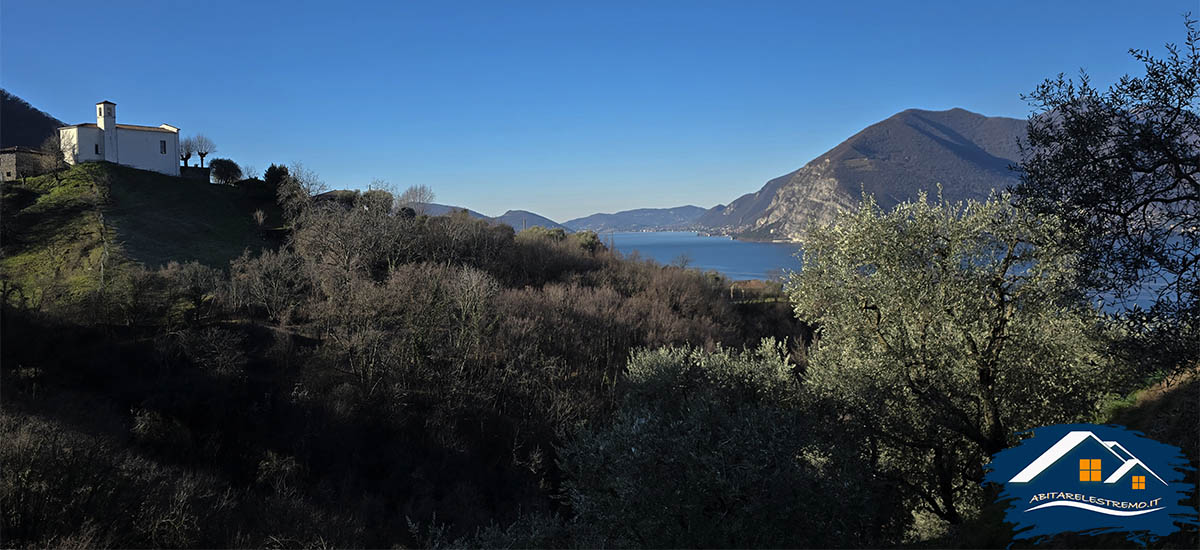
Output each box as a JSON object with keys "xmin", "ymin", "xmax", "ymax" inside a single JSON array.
[
  {"xmin": 493, "ymin": 209, "xmax": 567, "ymax": 231},
  {"xmin": 701, "ymin": 108, "xmax": 1026, "ymax": 240},
  {"xmin": 1, "ymin": 163, "xmax": 280, "ymax": 305},
  {"xmin": 1, "ymin": 89, "xmax": 65, "ymax": 148},
  {"xmin": 565, "ymin": 205, "xmax": 707, "ymax": 232}
]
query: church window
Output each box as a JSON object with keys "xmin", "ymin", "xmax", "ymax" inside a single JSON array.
[
  {"xmin": 160, "ymin": 140, "xmax": 167, "ymax": 154},
  {"xmin": 95, "ymin": 144, "xmax": 100, "ymax": 155}
]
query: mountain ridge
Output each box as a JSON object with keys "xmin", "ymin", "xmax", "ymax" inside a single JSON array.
[
  {"xmin": 700, "ymin": 107, "xmax": 1027, "ymax": 240},
  {"xmin": 565, "ymin": 205, "xmax": 708, "ymax": 232}
]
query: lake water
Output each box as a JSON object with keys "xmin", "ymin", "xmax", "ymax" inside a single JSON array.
[{"xmin": 608, "ymin": 231, "xmax": 802, "ymax": 281}]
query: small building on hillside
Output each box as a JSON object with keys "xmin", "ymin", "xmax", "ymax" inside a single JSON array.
[
  {"xmin": 59, "ymin": 101, "xmax": 180, "ymax": 176},
  {"xmin": 0, "ymin": 146, "xmax": 50, "ymax": 182}
]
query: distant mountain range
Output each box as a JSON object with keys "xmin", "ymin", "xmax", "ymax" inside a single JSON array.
[
  {"xmin": 417, "ymin": 203, "xmax": 569, "ymax": 231},
  {"xmin": 699, "ymin": 108, "xmax": 1026, "ymax": 240},
  {"xmin": 564, "ymin": 206, "xmax": 708, "ymax": 232}
]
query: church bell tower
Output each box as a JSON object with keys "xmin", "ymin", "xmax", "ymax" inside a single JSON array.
[{"xmin": 96, "ymin": 101, "xmax": 117, "ymax": 162}]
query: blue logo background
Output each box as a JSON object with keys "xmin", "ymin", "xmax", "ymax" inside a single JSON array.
[{"xmin": 984, "ymin": 423, "xmax": 1196, "ymax": 543}]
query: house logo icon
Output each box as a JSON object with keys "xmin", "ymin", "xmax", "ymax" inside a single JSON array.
[{"xmin": 984, "ymin": 423, "xmax": 1196, "ymax": 543}]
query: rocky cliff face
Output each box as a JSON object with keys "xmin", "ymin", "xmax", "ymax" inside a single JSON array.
[{"xmin": 702, "ymin": 108, "xmax": 1027, "ymax": 240}]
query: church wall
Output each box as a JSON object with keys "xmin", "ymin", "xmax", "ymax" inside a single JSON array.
[
  {"xmin": 61, "ymin": 126, "xmax": 105, "ymax": 164},
  {"xmin": 115, "ymin": 128, "xmax": 179, "ymax": 176}
]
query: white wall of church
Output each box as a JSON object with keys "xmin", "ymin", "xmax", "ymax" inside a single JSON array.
[
  {"xmin": 116, "ymin": 128, "xmax": 179, "ymax": 176},
  {"xmin": 60, "ymin": 126, "xmax": 104, "ymax": 163}
]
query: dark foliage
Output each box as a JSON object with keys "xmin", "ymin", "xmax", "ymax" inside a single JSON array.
[
  {"xmin": 264, "ymin": 163, "xmax": 289, "ymax": 188},
  {"xmin": 1013, "ymin": 16, "xmax": 1200, "ymax": 378},
  {"xmin": 1, "ymin": 168, "xmax": 809, "ymax": 547},
  {"xmin": 209, "ymin": 158, "xmax": 243, "ymax": 185},
  {"xmin": 1, "ymin": 89, "xmax": 65, "ymax": 148}
]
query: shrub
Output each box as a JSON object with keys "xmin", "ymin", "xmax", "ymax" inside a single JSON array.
[
  {"xmin": 209, "ymin": 158, "xmax": 242, "ymax": 185},
  {"xmin": 559, "ymin": 341, "xmax": 907, "ymax": 548}
]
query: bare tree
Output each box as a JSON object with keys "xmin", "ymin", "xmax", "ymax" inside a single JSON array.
[
  {"xmin": 398, "ymin": 184, "xmax": 435, "ymax": 214},
  {"xmin": 193, "ymin": 135, "xmax": 215, "ymax": 167},
  {"xmin": 179, "ymin": 137, "xmax": 196, "ymax": 167},
  {"xmin": 242, "ymin": 164, "xmax": 258, "ymax": 182},
  {"xmin": 277, "ymin": 162, "xmax": 327, "ymax": 223},
  {"xmin": 37, "ymin": 132, "xmax": 73, "ymax": 182}
]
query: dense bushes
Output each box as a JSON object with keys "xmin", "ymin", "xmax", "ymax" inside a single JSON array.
[
  {"xmin": 0, "ymin": 168, "xmax": 807, "ymax": 547},
  {"xmin": 559, "ymin": 342, "xmax": 908, "ymax": 548}
]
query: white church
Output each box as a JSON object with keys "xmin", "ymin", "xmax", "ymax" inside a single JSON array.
[{"xmin": 59, "ymin": 101, "xmax": 180, "ymax": 176}]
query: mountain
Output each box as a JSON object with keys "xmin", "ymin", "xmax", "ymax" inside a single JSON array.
[
  {"xmin": 700, "ymin": 108, "xmax": 1027, "ymax": 240},
  {"xmin": 1, "ymin": 89, "xmax": 65, "ymax": 148},
  {"xmin": 564, "ymin": 205, "xmax": 708, "ymax": 232},
  {"xmin": 419, "ymin": 202, "xmax": 490, "ymax": 219},
  {"xmin": 418, "ymin": 203, "xmax": 567, "ymax": 231},
  {"xmin": 493, "ymin": 209, "xmax": 568, "ymax": 231}
]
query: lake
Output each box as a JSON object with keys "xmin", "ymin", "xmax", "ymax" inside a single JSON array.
[{"xmin": 608, "ymin": 231, "xmax": 802, "ymax": 281}]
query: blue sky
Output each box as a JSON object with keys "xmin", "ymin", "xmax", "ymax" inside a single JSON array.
[{"xmin": 1, "ymin": 1, "xmax": 1192, "ymax": 221}]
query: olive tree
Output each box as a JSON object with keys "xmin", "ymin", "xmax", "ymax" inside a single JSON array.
[
  {"xmin": 786, "ymin": 192, "xmax": 1118, "ymax": 527},
  {"xmin": 559, "ymin": 341, "xmax": 908, "ymax": 548},
  {"xmin": 1014, "ymin": 17, "xmax": 1199, "ymax": 378}
]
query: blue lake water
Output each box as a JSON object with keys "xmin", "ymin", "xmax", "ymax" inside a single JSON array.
[{"xmin": 608, "ymin": 231, "xmax": 802, "ymax": 281}]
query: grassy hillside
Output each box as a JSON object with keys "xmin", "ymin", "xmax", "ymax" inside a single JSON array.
[{"xmin": 1, "ymin": 162, "xmax": 280, "ymax": 306}]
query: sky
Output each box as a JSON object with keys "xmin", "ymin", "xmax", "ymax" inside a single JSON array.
[{"xmin": 1, "ymin": 1, "xmax": 1194, "ymax": 221}]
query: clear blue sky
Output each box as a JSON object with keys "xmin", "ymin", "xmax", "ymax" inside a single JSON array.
[{"xmin": 1, "ymin": 1, "xmax": 1192, "ymax": 221}]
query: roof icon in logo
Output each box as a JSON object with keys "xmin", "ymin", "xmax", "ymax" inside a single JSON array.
[{"xmin": 1008, "ymin": 430, "xmax": 1167, "ymax": 485}]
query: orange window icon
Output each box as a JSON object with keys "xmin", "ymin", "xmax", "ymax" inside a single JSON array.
[
  {"xmin": 1132, "ymin": 476, "xmax": 1146, "ymax": 490},
  {"xmin": 1079, "ymin": 459, "xmax": 1102, "ymax": 481}
]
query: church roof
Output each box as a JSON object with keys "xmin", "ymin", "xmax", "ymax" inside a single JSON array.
[
  {"xmin": 59, "ymin": 122, "xmax": 177, "ymax": 133},
  {"xmin": 115, "ymin": 123, "xmax": 177, "ymax": 133},
  {"xmin": 96, "ymin": 100, "xmax": 116, "ymax": 105}
]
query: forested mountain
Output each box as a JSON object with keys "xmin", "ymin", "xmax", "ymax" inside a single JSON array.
[
  {"xmin": 1, "ymin": 89, "xmax": 64, "ymax": 148},
  {"xmin": 564, "ymin": 205, "xmax": 708, "ymax": 232},
  {"xmin": 493, "ymin": 209, "xmax": 568, "ymax": 231},
  {"xmin": 698, "ymin": 108, "xmax": 1026, "ymax": 240},
  {"xmin": 417, "ymin": 203, "xmax": 567, "ymax": 230}
]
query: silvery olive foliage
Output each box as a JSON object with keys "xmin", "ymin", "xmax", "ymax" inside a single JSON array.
[
  {"xmin": 559, "ymin": 341, "xmax": 908, "ymax": 548},
  {"xmin": 786, "ymin": 192, "xmax": 1121, "ymax": 526}
]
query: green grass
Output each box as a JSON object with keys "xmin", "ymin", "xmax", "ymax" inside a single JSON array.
[
  {"xmin": 100, "ymin": 163, "xmax": 282, "ymax": 268},
  {"xmin": 1, "ymin": 162, "xmax": 280, "ymax": 308}
]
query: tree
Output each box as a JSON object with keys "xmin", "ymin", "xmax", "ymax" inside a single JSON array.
[
  {"xmin": 37, "ymin": 132, "xmax": 73, "ymax": 182},
  {"xmin": 264, "ymin": 164, "xmax": 289, "ymax": 188},
  {"xmin": 229, "ymin": 248, "xmax": 310, "ymax": 325},
  {"xmin": 193, "ymin": 135, "xmax": 215, "ymax": 167},
  {"xmin": 208, "ymin": 158, "xmax": 242, "ymax": 185},
  {"xmin": 559, "ymin": 342, "xmax": 908, "ymax": 548},
  {"xmin": 1013, "ymin": 17, "xmax": 1199, "ymax": 375},
  {"xmin": 276, "ymin": 162, "xmax": 325, "ymax": 224},
  {"xmin": 179, "ymin": 137, "xmax": 195, "ymax": 167},
  {"xmin": 398, "ymin": 184, "xmax": 435, "ymax": 214},
  {"xmin": 785, "ymin": 192, "xmax": 1117, "ymax": 528}
]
